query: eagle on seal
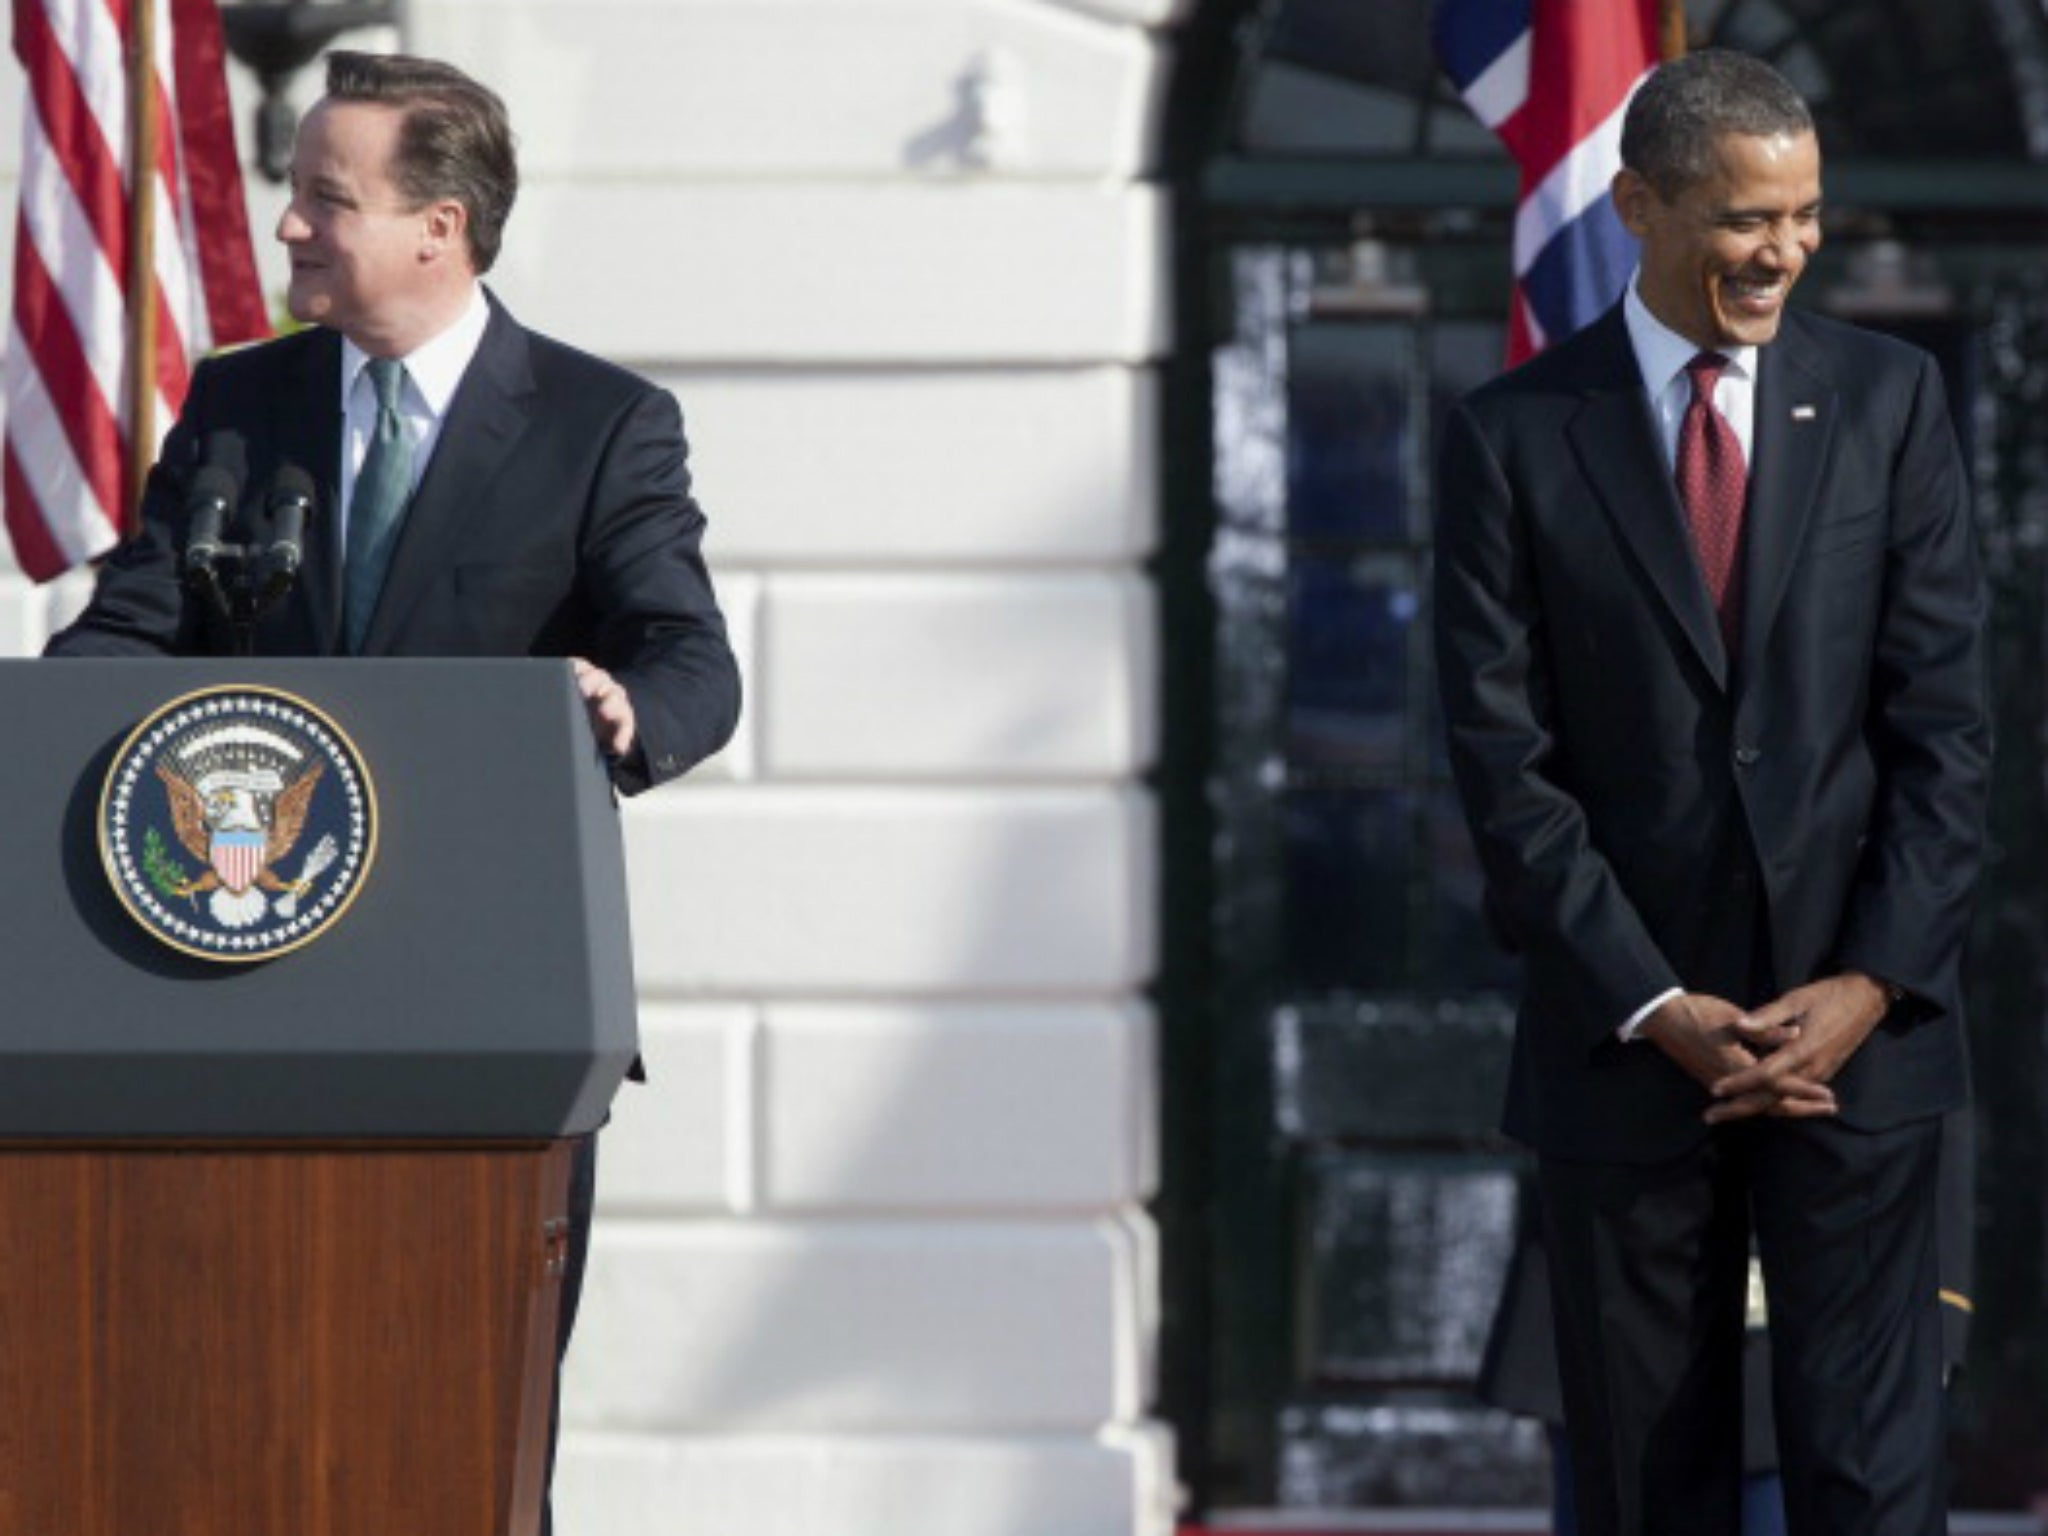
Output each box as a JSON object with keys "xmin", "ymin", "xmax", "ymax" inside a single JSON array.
[{"xmin": 156, "ymin": 723, "xmax": 328, "ymax": 929}]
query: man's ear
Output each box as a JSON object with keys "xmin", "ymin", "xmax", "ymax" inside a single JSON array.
[
  {"xmin": 421, "ymin": 199, "xmax": 469, "ymax": 261},
  {"xmin": 1612, "ymin": 167, "xmax": 1655, "ymax": 239}
]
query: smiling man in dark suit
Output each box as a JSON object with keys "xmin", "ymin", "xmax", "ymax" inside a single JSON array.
[
  {"xmin": 1433, "ymin": 49, "xmax": 1989, "ymax": 1536},
  {"xmin": 48, "ymin": 50, "xmax": 739, "ymax": 1532}
]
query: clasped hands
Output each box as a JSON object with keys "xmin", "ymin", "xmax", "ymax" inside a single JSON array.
[{"xmin": 1639, "ymin": 973, "xmax": 1892, "ymax": 1124}]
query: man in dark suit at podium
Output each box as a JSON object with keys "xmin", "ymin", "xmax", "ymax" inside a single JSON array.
[
  {"xmin": 48, "ymin": 50, "xmax": 739, "ymax": 1532},
  {"xmin": 47, "ymin": 50, "xmax": 738, "ymax": 785}
]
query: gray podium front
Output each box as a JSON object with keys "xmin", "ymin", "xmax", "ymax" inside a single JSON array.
[
  {"xmin": 4, "ymin": 657, "xmax": 638, "ymax": 1137},
  {"xmin": 0, "ymin": 658, "xmax": 640, "ymax": 1536}
]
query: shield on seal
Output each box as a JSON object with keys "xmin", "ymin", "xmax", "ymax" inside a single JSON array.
[{"xmin": 210, "ymin": 829, "xmax": 266, "ymax": 894}]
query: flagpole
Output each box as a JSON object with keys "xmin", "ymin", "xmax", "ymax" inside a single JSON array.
[
  {"xmin": 1661, "ymin": 0, "xmax": 1688, "ymax": 62},
  {"xmin": 123, "ymin": 0, "xmax": 160, "ymax": 534}
]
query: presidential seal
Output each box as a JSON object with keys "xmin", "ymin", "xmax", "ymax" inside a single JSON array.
[{"xmin": 99, "ymin": 686, "xmax": 377, "ymax": 961}]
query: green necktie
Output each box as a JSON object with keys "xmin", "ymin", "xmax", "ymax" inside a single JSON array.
[{"xmin": 343, "ymin": 357, "xmax": 415, "ymax": 653}]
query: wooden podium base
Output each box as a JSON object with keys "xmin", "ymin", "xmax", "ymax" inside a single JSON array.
[{"xmin": 0, "ymin": 1142, "xmax": 573, "ymax": 1536}]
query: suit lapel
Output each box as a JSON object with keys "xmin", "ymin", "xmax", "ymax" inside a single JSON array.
[
  {"xmin": 275, "ymin": 329, "xmax": 345, "ymax": 653},
  {"xmin": 1565, "ymin": 309, "xmax": 1729, "ymax": 690},
  {"xmin": 1740, "ymin": 315, "xmax": 1835, "ymax": 667},
  {"xmin": 360, "ymin": 300, "xmax": 536, "ymax": 654}
]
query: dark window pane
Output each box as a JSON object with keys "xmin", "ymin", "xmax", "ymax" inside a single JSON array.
[
  {"xmin": 1280, "ymin": 786, "xmax": 1517, "ymax": 996},
  {"xmin": 1244, "ymin": 64, "xmax": 1421, "ymax": 157},
  {"xmin": 1241, "ymin": 0, "xmax": 1510, "ymax": 160},
  {"xmin": 1294, "ymin": 1153, "xmax": 1519, "ymax": 1385},
  {"xmin": 1234, "ymin": 0, "xmax": 2038, "ymax": 163},
  {"xmin": 1274, "ymin": 999, "xmax": 1515, "ymax": 1143},
  {"xmin": 1267, "ymin": 1, "xmax": 1399, "ymax": 82},
  {"xmin": 1429, "ymin": 320, "xmax": 1510, "ymax": 443},
  {"xmin": 1287, "ymin": 554, "xmax": 1419, "ymax": 773},
  {"xmin": 1289, "ymin": 323, "xmax": 1413, "ymax": 541},
  {"xmin": 1284, "ymin": 788, "xmax": 1413, "ymax": 990}
]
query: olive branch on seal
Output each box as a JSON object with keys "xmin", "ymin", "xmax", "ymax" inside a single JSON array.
[{"xmin": 141, "ymin": 827, "xmax": 193, "ymax": 902}]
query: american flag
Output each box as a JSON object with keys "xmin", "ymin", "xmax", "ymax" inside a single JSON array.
[
  {"xmin": 1433, "ymin": 0, "xmax": 1660, "ymax": 362},
  {"xmin": 5, "ymin": 0, "xmax": 269, "ymax": 581}
]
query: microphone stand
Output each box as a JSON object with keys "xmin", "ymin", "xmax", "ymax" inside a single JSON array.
[
  {"xmin": 184, "ymin": 538, "xmax": 298, "ymax": 658},
  {"xmin": 182, "ymin": 462, "xmax": 313, "ymax": 658}
]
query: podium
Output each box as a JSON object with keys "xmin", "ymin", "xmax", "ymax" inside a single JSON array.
[{"xmin": 0, "ymin": 659, "xmax": 639, "ymax": 1536}]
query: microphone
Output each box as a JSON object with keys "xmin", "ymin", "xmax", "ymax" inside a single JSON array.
[
  {"xmin": 257, "ymin": 463, "xmax": 316, "ymax": 606},
  {"xmin": 181, "ymin": 435, "xmax": 246, "ymax": 596},
  {"xmin": 183, "ymin": 468, "xmax": 235, "ymax": 571}
]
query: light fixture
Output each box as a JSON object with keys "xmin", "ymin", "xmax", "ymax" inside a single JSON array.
[{"xmin": 217, "ymin": 1, "xmax": 400, "ymax": 182}]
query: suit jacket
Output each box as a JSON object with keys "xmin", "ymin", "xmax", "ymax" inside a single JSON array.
[
  {"xmin": 46, "ymin": 293, "xmax": 740, "ymax": 796},
  {"xmin": 1433, "ymin": 305, "xmax": 1990, "ymax": 1162}
]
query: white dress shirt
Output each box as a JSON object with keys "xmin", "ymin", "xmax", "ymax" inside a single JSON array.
[
  {"xmin": 335, "ymin": 285, "xmax": 491, "ymax": 546},
  {"xmin": 1623, "ymin": 277, "xmax": 1758, "ymax": 471}
]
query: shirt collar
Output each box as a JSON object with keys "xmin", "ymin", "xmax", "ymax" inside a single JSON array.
[
  {"xmin": 340, "ymin": 285, "xmax": 491, "ymax": 417},
  {"xmin": 1623, "ymin": 276, "xmax": 1757, "ymax": 396}
]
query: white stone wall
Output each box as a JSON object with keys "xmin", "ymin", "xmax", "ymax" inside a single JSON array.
[{"xmin": 1, "ymin": 2, "xmax": 1185, "ymax": 1532}]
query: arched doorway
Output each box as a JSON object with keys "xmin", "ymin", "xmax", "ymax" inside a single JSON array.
[{"xmin": 1156, "ymin": 0, "xmax": 2048, "ymax": 1517}]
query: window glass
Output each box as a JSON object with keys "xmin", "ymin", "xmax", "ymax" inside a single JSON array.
[{"xmin": 1233, "ymin": 0, "xmax": 2037, "ymax": 162}]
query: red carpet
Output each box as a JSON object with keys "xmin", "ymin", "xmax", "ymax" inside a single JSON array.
[{"xmin": 1181, "ymin": 1518, "xmax": 1547, "ymax": 1536}]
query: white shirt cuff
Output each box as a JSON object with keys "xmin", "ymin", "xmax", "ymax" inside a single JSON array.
[{"xmin": 1619, "ymin": 987, "xmax": 1684, "ymax": 1042}]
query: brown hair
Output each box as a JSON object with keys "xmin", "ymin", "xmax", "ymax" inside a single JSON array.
[{"xmin": 324, "ymin": 51, "xmax": 518, "ymax": 273}]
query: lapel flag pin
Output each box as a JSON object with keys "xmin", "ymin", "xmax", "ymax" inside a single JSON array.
[{"xmin": 1791, "ymin": 404, "xmax": 1818, "ymax": 421}]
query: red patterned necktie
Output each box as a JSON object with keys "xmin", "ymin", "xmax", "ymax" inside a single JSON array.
[{"xmin": 1676, "ymin": 351, "xmax": 1747, "ymax": 648}]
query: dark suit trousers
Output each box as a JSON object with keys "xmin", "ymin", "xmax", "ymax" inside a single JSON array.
[{"xmin": 1538, "ymin": 1115, "xmax": 1944, "ymax": 1536}]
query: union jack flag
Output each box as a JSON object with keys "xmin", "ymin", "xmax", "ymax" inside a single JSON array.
[{"xmin": 1433, "ymin": 0, "xmax": 1660, "ymax": 362}]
